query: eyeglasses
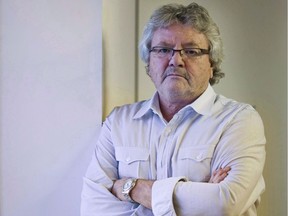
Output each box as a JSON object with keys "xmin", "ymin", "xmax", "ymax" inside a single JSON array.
[{"xmin": 149, "ymin": 46, "xmax": 209, "ymax": 59}]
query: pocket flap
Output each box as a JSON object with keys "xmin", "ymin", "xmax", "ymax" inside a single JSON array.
[
  {"xmin": 115, "ymin": 147, "xmax": 149, "ymax": 164},
  {"xmin": 178, "ymin": 146, "xmax": 214, "ymax": 162}
]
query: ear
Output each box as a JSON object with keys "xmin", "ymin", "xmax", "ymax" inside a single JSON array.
[
  {"xmin": 145, "ymin": 65, "xmax": 151, "ymax": 77},
  {"xmin": 208, "ymin": 58, "xmax": 213, "ymax": 78},
  {"xmin": 210, "ymin": 68, "xmax": 213, "ymax": 79}
]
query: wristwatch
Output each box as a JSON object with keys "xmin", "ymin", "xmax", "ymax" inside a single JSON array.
[{"xmin": 122, "ymin": 178, "xmax": 138, "ymax": 202}]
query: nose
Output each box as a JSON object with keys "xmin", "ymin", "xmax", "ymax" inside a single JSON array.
[{"xmin": 169, "ymin": 50, "xmax": 185, "ymax": 67}]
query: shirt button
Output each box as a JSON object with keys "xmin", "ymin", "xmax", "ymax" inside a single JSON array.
[
  {"xmin": 196, "ymin": 154, "xmax": 203, "ymax": 160},
  {"xmin": 167, "ymin": 128, "xmax": 172, "ymax": 134},
  {"xmin": 126, "ymin": 157, "xmax": 130, "ymax": 162}
]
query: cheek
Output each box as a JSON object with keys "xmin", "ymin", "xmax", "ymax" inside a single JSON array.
[
  {"xmin": 187, "ymin": 61, "xmax": 212, "ymax": 79},
  {"xmin": 149, "ymin": 60, "xmax": 167, "ymax": 81},
  {"xmin": 150, "ymin": 59, "xmax": 166, "ymax": 70}
]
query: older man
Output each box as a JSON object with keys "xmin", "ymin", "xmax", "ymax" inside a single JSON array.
[{"xmin": 81, "ymin": 3, "xmax": 266, "ymax": 216}]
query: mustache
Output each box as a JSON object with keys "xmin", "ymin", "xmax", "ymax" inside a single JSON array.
[{"xmin": 162, "ymin": 66, "xmax": 189, "ymax": 80}]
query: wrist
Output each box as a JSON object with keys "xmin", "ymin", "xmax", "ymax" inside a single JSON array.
[
  {"xmin": 130, "ymin": 179, "xmax": 154, "ymax": 209},
  {"xmin": 122, "ymin": 178, "xmax": 138, "ymax": 203}
]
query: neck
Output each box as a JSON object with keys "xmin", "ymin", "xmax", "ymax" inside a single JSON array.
[
  {"xmin": 157, "ymin": 87, "xmax": 208, "ymax": 121},
  {"xmin": 159, "ymin": 97, "xmax": 192, "ymax": 122}
]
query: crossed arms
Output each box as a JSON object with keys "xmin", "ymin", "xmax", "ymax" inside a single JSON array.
[
  {"xmin": 81, "ymin": 106, "xmax": 266, "ymax": 216},
  {"xmin": 112, "ymin": 167, "xmax": 231, "ymax": 209}
]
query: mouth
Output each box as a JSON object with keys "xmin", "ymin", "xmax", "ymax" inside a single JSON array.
[
  {"xmin": 163, "ymin": 67, "xmax": 189, "ymax": 81},
  {"xmin": 165, "ymin": 73, "xmax": 188, "ymax": 80},
  {"xmin": 167, "ymin": 73, "xmax": 184, "ymax": 77}
]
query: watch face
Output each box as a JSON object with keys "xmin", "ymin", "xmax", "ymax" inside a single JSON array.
[
  {"xmin": 123, "ymin": 180, "xmax": 132, "ymax": 190},
  {"xmin": 122, "ymin": 179, "xmax": 137, "ymax": 202}
]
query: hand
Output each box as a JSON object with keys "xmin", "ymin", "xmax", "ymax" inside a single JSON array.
[
  {"xmin": 130, "ymin": 179, "xmax": 154, "ymax": 209},
  {"xmin": 209, "ymin": 167, "xmax": 231, "ymax": 183},
  {"xmin": 112, "ymin": 178, "xmax": 154, "ymax": 209},
  {"xmin": 111, "ymin": 178, "xmax": 127, "ymax": 201}
]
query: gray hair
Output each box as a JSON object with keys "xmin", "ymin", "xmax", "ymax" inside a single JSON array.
[{"xmin": 139, "ymin": 3, "xmax": 224, "ymax": 85}]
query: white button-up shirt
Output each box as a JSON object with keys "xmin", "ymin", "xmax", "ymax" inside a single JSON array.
[{"xmin": 81, "ymin": 85, "xmax": 266, "ymax": 216}]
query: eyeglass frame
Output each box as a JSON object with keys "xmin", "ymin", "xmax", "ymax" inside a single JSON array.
[{"xmin": 149, "ymin": 46, "xmax": 210, "ymax": 59}]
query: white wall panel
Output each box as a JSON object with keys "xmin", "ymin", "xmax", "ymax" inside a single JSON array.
[{"xmin": 0, "ymin": 0, "xmax": 102, "ymax": 215}]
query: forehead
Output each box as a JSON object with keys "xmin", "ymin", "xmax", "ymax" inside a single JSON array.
[{"xmin": 151, "ymin": 24, "xmax": 209, "ymax": 48}]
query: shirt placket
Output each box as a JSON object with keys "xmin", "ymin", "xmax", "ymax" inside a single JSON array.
[{"xmin": 156, "ymin": 114, "xmax": 181, "ymax": 179}]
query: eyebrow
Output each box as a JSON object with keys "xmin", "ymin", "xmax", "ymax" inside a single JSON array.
[
  {"xmin": 152, "ymin": 41, "xmax": 201, "ymax": 48},
  {"xmin": 182, "ymin": 42, "xmax": 200, "ymax": 47}
]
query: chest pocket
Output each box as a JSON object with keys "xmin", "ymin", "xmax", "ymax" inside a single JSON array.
[
  {"xmin": 174, "ymin": 145, "xmax": 215, "ymax": 182},
  {"xmin": 115, "ymin": 146, "xmax": 150, "ymax": 179},
  {"xmin": 179, "ymin": 146, "xmax": 214, "ymax": 161}
]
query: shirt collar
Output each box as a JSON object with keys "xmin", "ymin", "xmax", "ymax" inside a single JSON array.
[
  {"xmin": 133, "ymin": 92, "xmax": 161, "ymax": 119},
  {"xmin": 133, "ymin": 84, "xmax": 216, "ymax": 119},
  {"xmin": 189, "ymin": 84, "xmax": 216, "ymax": 116}
]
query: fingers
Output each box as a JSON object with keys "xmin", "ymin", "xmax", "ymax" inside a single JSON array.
[
  {"xmin": 215, "ymin": 167, "xmax": 231, "ymax": 176},
  {"xmin": 209, "ymin": 167, "xmax": 231, "ymax": 183}
]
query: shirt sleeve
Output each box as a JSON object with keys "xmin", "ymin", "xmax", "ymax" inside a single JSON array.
[
  {"xmin": 81, "ymin": 110, "xmax": 149, "ymax": 216},
  {"xmin": 152, "ymin": 177, "xmax": 188, "ymax": 216},
  {"xmin": 152, "ymin": 107, "xmax": 266, "ymax": 216}
]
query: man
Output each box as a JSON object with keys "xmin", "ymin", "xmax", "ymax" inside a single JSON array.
[{"xmin": 81, "ymin": 3, "xmax": 266, "ymax": 216}]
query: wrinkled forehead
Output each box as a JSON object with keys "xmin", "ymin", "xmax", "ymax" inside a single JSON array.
[{"xmin": 151, "ymin": 24, "xmax": 209, "ymax": 48}]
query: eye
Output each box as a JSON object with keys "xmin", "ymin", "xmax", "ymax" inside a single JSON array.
[
  {"xmin": 184, "ymin": 48, "xmax": 200, "ymax": 56},
  {"xmin": 157, "ymin": 48, "xmax": 171, "ymax": 54}
]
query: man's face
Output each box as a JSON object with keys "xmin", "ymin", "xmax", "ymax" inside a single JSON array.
[{"xmin": 148, "ymin": 23, "xmax": 213, "ymax": 103}]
